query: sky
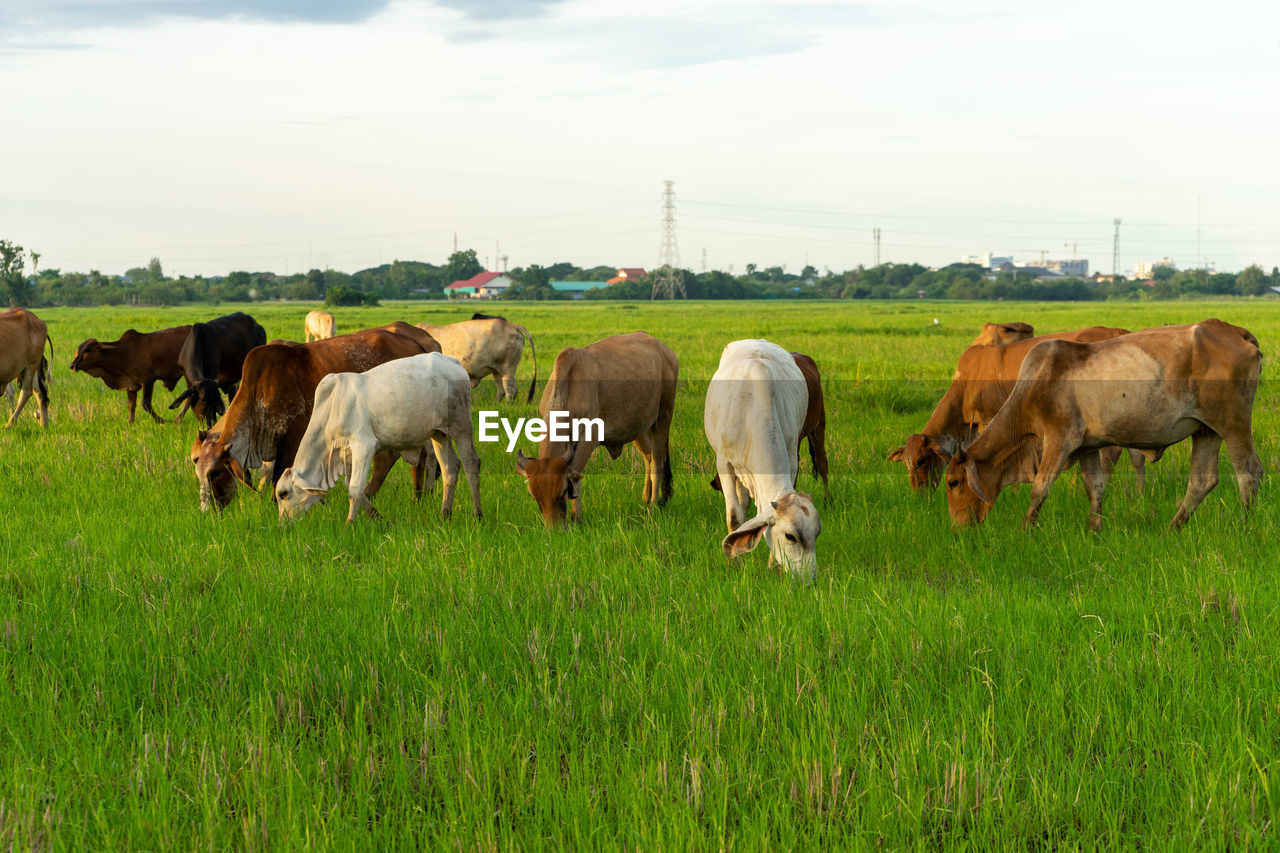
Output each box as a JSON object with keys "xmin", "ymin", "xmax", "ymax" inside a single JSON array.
[{"xmin": 3, "ymin": 0, "xmax": 1279, "ymax": 278}]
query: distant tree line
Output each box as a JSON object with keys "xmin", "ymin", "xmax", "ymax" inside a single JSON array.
[{"xmin": 2, "ymin": 237, "xmax": 1278, "ymax": 307}]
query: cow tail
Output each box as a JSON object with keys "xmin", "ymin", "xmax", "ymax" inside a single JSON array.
[
  {"xmin": 662, "ymin": 450, "xmax": 673, "ymax": 503},
  {"xmin": 516, "ymin": 324, "xmax": 538, "ymax": 402},
  {"xmin": 36, "ymin": 356, "xmax": 50, "ymax": 407}
]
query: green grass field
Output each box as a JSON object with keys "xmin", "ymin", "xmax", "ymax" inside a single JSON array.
[{"xmin": 2, "ymin": 299, "xmax": 1279, "ymax": 849}]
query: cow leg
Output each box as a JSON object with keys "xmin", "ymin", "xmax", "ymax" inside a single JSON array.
[
  {"xmin": 1124, "ymin": 449, "xmax": 1147, "ymax": 494},
  {"xmin": 634, "ymin": 432, "xmax": 655, "ymax": 504},
  {"xmin": 365, "ymin": 451, "xmax": 397, "ymax": 499},
  {"xmin": 1022, "ymin": 439, "xmax": 1074, "ymax": 528},
  {"xmin": 1076, "ymin": 449, "xmax": 1110, "ymax": 532},
  {"xmin": 141, "ymin": 381, "xmax": 165, "ymax": 424},
  {"xmin": 453, "ymin": 432, "xmax": 483, "ymax": 518},
  {"xmin": 500, "ymin": 369, "xmax": 519, "ymax": 404},
  {"xmin": 717, "ymin": 459, "xmax": 747, "ymax": 531},
  {"xmin": 3, "ymin": 381, "xmax": 12, "ymax": 406},
  {"xmin": 1170, "ymin": 430, "xmax": 1223, "ymax": 529},
  {"xmin": 649, "ymin": 417, "xmax": 674, "ymax": 507},
  {"xmin": 809, "ymin": 423, "xmax": 830, "ymax": 498},
  {"xmin": 430, "ymin": 434, "xmax": 461, "ymax": 519},
  {"xmin": 1222, "ymin": 431, "xmax": 1263, "ymax": 513},
  {"xmin": 4, "ymin": 369, "xmax": 34, "ymax": 428},
  {"xmin": 345, "ymin": 445, "xmax": 379, "ymax": 522}
]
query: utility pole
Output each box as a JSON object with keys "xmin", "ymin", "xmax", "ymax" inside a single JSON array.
[
  {"xmin": 652, "ymin": 180, "xmax": 685, "ymax": 299},
  {"xmin": 873, "ymin": 227, "xmax": 881, "ymax": 266},
  {"xmin": 1112, "ymin": 218, "xmax": 1121, "ymax": 276},
  {"xmin": 701, "ymin": 248, "xmax": 707, "ymax": 273}
]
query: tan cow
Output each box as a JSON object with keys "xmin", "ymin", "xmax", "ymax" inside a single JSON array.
[
  {"xmin": 0, "ymin": 308, "xmax": 52, "ymax": 428},
  {"xmin": 890, "ymin": 326, "xmax": 1139, "ymax": 491},
  {"xmin": 970, "ymin": 321, "xmax": 1035, "ymax": 346},
  {"xmin": 515, "ymin": 331, "xmax": 677, "ymax": 528},
  {"xmin": 944, "ymin": 319, "xmax": 1262, "ymax": 531},
  {"xmin": 304, "ymin": 310, "xmax": 337, "ymax": 342},
  {"xmin": 417, "ymin": 313, "xmax": 537, "ymax": 402}
]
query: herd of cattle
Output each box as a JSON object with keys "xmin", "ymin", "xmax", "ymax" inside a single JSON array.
[{"xmin": 0, "ymin": 305, "xmax": 1266, "ymax": 575}]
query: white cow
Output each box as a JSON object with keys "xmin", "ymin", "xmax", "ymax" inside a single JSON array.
[
  {"xmin": 704, "ymin": 339, "xmax": 821, "ymax": 577},
  {"xmin": 304, "ymin": 310, "xmax": 337, "ymax": 342},
  {"xmin": 416, "ymin": 313, "xmax": 537, "ymax": 402},
  {"xmin": 274, "ymin": 353, "xmax": 482, "ymax": 522}
]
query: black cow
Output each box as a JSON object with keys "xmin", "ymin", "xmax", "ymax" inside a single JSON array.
[{"xmin": 170, "ymin": 312, "xmax": 267, "ymax": 427}]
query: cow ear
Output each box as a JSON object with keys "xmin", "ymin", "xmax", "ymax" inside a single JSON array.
[
  {"xmin": 169, "ymin": 388, "xmax": 193, "ymax": 409},
  {"xmin": 565, "ymin": 476, "xmax": 580, "ymax": 499},
  {"xmin": 924, "ymin": 436, "xmax": 953, "ymax": 461},
  {"xmin": 887, "ymin": 446, "xmax": 905, "ymax": 462},
  {"xmin": 515, "ymin": 450, "xmax": 531, "ymax": 475},
  {"xmin": 561, "ymin": 442, "xmax": 577, "ymax": 465},
  {"xmin": 228, "ymin": 458, "xmax": 257, "ymax": 492},
  {"xmin": 722, "ymin": 516, "xmax": 770, "ymax": 559},
  {"xmin": 709, "ymin": 475, "xmax": 723, "ymax": 492},
  {"xmin": 197, "ymin": 429, "xmax": 210, "ymax": 442},
  {"xmin": 964, "ymin": 458, "xmax": 991, "ymax": 505}
]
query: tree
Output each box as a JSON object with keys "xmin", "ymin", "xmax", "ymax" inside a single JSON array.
[
  {"xmin": 0, "ymin": 240, "xmax": 31, "ymax": 306},
  {"xmin": 442, "ymin": 249, "xmax": 483, "ymax": 286},
  {"xmin": 1237, "ymin": 264, "xmax": 1268, "ymax": 296}
]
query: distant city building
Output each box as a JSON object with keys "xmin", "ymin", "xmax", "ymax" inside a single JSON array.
[
  {"xmin": 961, "ymin": 253, "xmax": 1013, "ymax": 269},
  {"xmin": 1132, "ymin": 257, "xmax": 1176, "ymax": 279},
  {"xmin": 1045, "ymin": 259, "xmax": 1089, "ymax": 277},
  {"xmin": 444, "ymin": 271, "xmax": 516, "ymax": 299}
]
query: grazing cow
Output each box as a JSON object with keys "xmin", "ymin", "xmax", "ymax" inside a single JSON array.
[
  {"xmin": 944, "ymin": 319, "xmax": 1263, "ymax": 531},
  {"xmin": 0, "ymin": 308, "xmax": 52, "ymax": 428},
  {"xmin": 305, "ymin": 310, "xmax": 337, "ymax": 342},
  {"xmin": 710, "ymin": 351, "xmax": 828, "ymax": 497},
  {"xmin": 970, "ymin": 321, "xmax": 1035, "ymax": 346},
  {"xmin": 515, "ymin": 331, "xmax": 677, "ymax": 528},
  {"xmin": 705, "ymin": 339, "xmax": 821, "ymax": 577},
  {"xmin": 70, "ymin": 326, "xmax": 189, "ymax": 423},
  {"xmin": 169, "ymin": 312, "xmax": 267, "ymax": 427},
  {"xmin": 275, "ymin": 353, "xmax": 481, "ymax": 522},
  {"xmin": 890, "ymin": 326, "xmax": 1140, "ymax": 491},
  {"xmin": 416, "ymin": 313, "xmax": 537, "ymax": 402},
  {"xmin": 191, "ymin": 329, "xmax": 430, "ymax": 510}
]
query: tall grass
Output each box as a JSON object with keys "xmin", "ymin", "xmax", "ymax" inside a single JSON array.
[{"xmin": 0, "ymin": 299, "xmax": 1277, "ymax": 848}]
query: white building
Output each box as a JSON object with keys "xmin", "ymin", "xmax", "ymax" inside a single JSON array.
[{"xmin": 1133, "ymin": 258, "xmax": 1176, "ymax": 279}]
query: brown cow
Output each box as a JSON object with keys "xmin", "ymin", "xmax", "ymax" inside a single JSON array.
[
  {"xmin": 944, "ymin": 319, "xmax": 1262, "ymax": 531},
  {"xmin": 515, "ymin": 331, "xmax": 677, "ymax": 528},
  {"xmin": 377, "ymin": 321, "xmax": 442, "ymax": 354},
  {"xmin": 417, "ymin": 313, "xmax": 537, "ymax": 402},
  {"xmin": 0, "ymin": 308, "xmax": 52, "ymax": 428},
  {"xmin": 890, "ymin": 326, "xmax": 1139, "ymax": 491},
  {"xmin": 710, "ymin": 351, "xmax": 828, "ymax": 497},
  {"xmin": 191, "ymin": 329, "xmax": 430, "ymax": 510},
  {"xmin": 70, "ymin": 326, "xmax": 189, "ymax": 423},
  {"xmin": 970, "ymin": 321, "xmax": 1035, "ymax": 346}
]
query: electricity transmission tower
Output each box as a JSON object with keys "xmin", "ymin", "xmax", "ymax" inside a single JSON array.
[
  {"xmin": 652, "ymin": 180, "xmax": 685, "ymax": 299},
  {"xmin": 1112, "ymin": 218, "xmax": 1121, "ymax": 276},
  {"xmin": 873, "ymin": 227, "xmax": 881, "ymax": 266}
]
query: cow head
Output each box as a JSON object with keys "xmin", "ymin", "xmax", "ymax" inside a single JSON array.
[
  {"xmin": 943, "ymin": 447, "xmax": 994, "ymax": 526},
  {"xmin": 888, "ymin": 433, "xmax": 952, "ymax": 491},
  {"xmin": 515, "ymin": 447, "xmax": 580, "ymax": 529},
  {"xmin": 191, "ymin": 430, "xmax": 249, "ymax": 511},
  {"xmin": 170, "ymin": 380, "xmax": 226, "ymax": 428},
  {"xmin": 70, "ymin": 338, "xmax": 109, "ymax": 375},
  {"xmin": 274, "ymin": 468, "xmax": 327, "ymax": 520},
  {"xmin": 722, "ymin": 491, "xmax": 821, "ymax": 578}
]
